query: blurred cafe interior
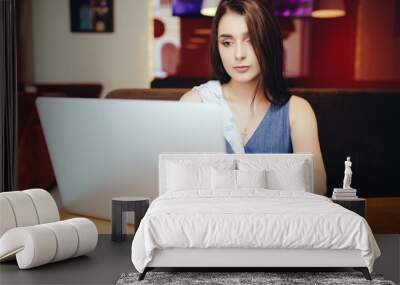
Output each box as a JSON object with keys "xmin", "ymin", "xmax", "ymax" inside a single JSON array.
[{"xmin": 12, "ymin": 0, "xmax": 399, "ymax": 193}]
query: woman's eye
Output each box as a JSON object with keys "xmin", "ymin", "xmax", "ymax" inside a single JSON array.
[{"xmin": 221, "ymin": 41, "xmax": 232, "ymax": 47}]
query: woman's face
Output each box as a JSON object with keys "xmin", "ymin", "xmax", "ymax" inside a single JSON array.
[{"xmin": 217, "ymin": 11, "xmax": 261, "ymax": 83}]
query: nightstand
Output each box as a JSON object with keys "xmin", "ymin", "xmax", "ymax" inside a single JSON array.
[
  {"xmin": 111, "ymin": 197, "xmax": 150, "ymax": 242},
  {"xmin": 331, "ymin": 198, "xmax": 366, "ymax": 218}
]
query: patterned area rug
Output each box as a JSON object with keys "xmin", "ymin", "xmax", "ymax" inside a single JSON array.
[{"xmin": 116, "ymin": 271, "xmax": 396, "ymax": 285}]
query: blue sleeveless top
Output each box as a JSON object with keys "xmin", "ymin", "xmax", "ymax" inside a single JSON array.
[
  {"xmin": 192, "ymin": 80, "xmax": 293, "ymax": 154},
  {"xmin": 225, "ymin": 102, "xmax": 293, "ymax": 153}
]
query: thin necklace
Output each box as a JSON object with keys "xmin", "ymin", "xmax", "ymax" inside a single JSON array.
[
  {"xmin": 241, "ymin": 91, "xmax": 257, "ymax": 146},
  {"xmin": 223, "ymin": 82, "xmax": 260, "ymax": 146}
]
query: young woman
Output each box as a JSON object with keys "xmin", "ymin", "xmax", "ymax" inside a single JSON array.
[{"xmin": 180, "ymin": 0, "xmax": 327, "ymax": 195}]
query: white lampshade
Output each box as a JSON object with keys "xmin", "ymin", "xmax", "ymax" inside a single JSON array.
[
  {"xmin": 201, "ymin": 0, "xmax": 219, "ymax": 17},
  {"xmin": 312, "ymin": 0, "xmax": 346, "ymax": 18}
]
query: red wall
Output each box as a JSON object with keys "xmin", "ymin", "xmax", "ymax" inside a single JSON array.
[
  {"xmin": 170, "ymin": 1, "xmax": 400, "ymax": 89},
  {"xmin": 307, "ymin": 0, "xmax": 358, "ymax": 87},
  {"xmin": 293, "ymin": 0, "xmax": 400, "ymax": 89},
  {"xmin": 175, "ymin": 17, "xmax": 213, "ymax": 77}
]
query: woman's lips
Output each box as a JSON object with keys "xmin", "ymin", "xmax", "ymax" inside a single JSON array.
[{"xmin": 233, "ymin": 66, "xmax": 250, "ymax": 73}]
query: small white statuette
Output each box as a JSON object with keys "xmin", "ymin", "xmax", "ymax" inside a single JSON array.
[{"xmin": 342, "ymin": 156, "xmax": 353, "ymax": 189}]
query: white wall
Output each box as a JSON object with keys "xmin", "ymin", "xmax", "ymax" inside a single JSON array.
[{"xmin": 32, "ymin": 0, "xmax": 153, "ymax": 97}]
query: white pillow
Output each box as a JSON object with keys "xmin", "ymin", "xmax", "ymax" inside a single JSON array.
[
  {"xmin": 167, "ymin": 163, "xmax": 211, "ymax": 191},
  {"xmin": 266, "ymin": 162, "xmax": 307, "ymax": 191},
  {"xmin": 237, "ymin": 159, "xmax": 309, "ymax": 192},
  {"xmin": 166, "ymin": 159, "xmax": 236, "ymax": 192},
  {"xmin": 211, "ymin": 168, "xmax": 236, "ymax": 190},
  {"xmin": 236, "ymin": 169, "xmax": 267, "ymax": 188},
  {"xmin": 211, "ymin": 169, "xmax": 267, "ymax": 190}
]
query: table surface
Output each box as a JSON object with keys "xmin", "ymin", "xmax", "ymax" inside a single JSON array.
[
  {"xmin": 112, "ymin": 197, "xmax": 150, "ymax": 202},
  {"xmin": 0, "ymin": 235, "xmax": 133, "ymax": 285},
  {"xmin": 331, "ymin": 198, "xmax": 366, "ymax": 201}
]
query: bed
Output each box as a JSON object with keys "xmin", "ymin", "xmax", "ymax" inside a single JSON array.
[{"xmin": 131, "ymin": 153, "xmax": 380, "ymax": 281}]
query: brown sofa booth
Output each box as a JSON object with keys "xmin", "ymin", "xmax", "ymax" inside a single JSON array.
[{"xmin": 106, "ymin": 88, "xmax": 400, "ymax": 234}]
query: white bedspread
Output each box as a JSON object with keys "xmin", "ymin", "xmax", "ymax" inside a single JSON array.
[{"xmin": 131, "ymin": 190, "xmax": 380, "ymax": 273}]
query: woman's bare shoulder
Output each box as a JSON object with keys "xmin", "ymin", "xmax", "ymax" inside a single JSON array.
[
  {"xmin": 180, "ymin": 89, "xmax": 202, "ymax": 103},
  {"xmin": 289, "ymin": 94, "xmax": 311, "ymax": 109},
  {"xmin": 288, "ymin": 95, "xmax": 315, "ymax": 125}
]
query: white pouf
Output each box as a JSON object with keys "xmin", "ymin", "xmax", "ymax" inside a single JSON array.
[
  {"xmin": 0, "ymin": 218, "xmax": 98, "ymax": 269},
  {"xmin": 0, "ymin": 189, "xmax": 98, "ymax": 269}
]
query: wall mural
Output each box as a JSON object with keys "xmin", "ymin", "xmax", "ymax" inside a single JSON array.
[{"xmin": 70, "ymin": 0, "xmax": 114, "ymax": 33}]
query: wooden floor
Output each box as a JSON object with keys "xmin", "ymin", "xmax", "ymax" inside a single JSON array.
[
  {"xmin": 366, "ymin": 197, "xmax": 400, "ymax": 234},
  {"xmin": 59, "ymin": 209, "xmax": 134, "ymax": 234}
]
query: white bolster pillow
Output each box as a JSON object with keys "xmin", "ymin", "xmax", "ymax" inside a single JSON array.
[
  {"xmin": 0, "ymin": 189, "xmax": 59, "ymax": 238},
  {"xmin": 63, "ymin": 218, "xmax": 98, "ymax": 257},
  {"xmin": 24, "ymin": 188, "xmax": 60, "ymax": 223},
  {"xmin": 42, "ymin": 221, "xmax": 79, "ymax": 262},
  {"xmin": 0, "ymin": 226, "xmax": 57, "ymax": 268},
  {"xmin": 0, "ymin": 191, "xmax": 39, "ymax": 227},
  {"xmin": 0, "ymin": 196, "xmax": 17, "ymax": 237},
  {"xmin": 0, "ymin": 218, "xmax": 98, "ymax": 269}
]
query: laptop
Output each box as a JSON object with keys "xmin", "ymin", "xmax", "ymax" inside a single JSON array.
[{"xmin": 36, "ymin": 97, "xmax": 225, "ymax": 220}]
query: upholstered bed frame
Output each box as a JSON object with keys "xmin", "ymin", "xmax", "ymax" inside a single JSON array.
[
  {"xmin": 145, "ymin": 248, "xmax": 369, "ymax": 278},
  {"xmin": 137, "ymin": 153, "xmax": 372, "ymax": 281}
]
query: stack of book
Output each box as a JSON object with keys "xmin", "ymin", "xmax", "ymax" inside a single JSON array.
[{"xmin": 332, "ymin": 188, "xmax": 358, "ymax": 200}]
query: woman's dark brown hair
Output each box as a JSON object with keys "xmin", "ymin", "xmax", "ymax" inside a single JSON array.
[{"xmin": 210, "ymin": 0, "xmax": 290, "ymax": 106}]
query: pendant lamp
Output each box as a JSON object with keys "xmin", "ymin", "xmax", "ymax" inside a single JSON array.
[
  {"xmin": 312, "ymin": 0, "xmax": 346, "ymax": 18},
  {"xmin": 201, "ymin": 0, "xmax": 219, "ymax": 16}
]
